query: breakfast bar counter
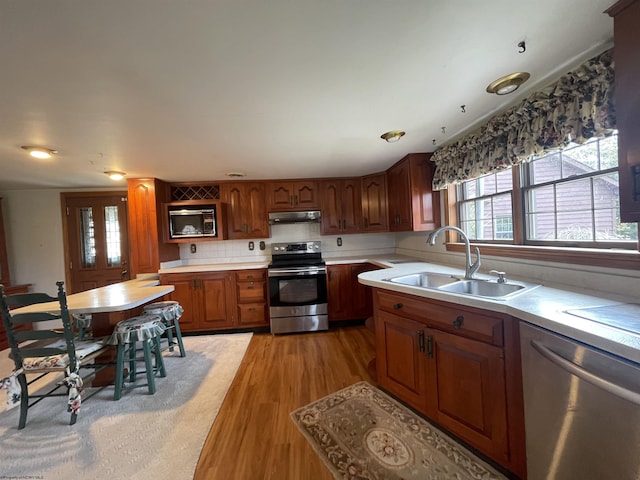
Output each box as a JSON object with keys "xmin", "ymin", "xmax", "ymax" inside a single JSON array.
[{"xmin": 11, "ymin": 277, "xmax": 175, "ymax": 385}]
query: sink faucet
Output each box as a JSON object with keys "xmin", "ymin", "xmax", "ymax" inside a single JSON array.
[{"xmin": 427, "ymin": 226, "xmax": 481, "ymax": 279}]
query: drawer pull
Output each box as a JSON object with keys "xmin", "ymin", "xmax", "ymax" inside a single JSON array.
[
  {"xmin": 393, "ymin": 303, "xmax": 403, "ymax": 310},
  {"xmin": 247, "ymin": 285, "xmax": 255, "ymax": 289},
  {"xmin": 453, "ymin": 315, "xmax": 464, "ymax": 329}
]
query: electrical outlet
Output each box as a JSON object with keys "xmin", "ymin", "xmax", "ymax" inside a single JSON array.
[
  {"xmin": 190, "ymin": 244, "xmax": 197, "ymax": 254},
  {"xmin": 248, "ymin": 241, "xmax": 255, "ymax": 251},
  {"xmin": 337, "ymin": 237, "xmax": 342, "ymax": 247},
  {"xmin": 259, "ymin": 241, "xmax": 266, "ymax": 250}
]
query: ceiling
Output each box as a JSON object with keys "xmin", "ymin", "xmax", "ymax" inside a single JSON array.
[{"xmin": 0, "ymin": 0, "xmax": 615, "ymax": 190}]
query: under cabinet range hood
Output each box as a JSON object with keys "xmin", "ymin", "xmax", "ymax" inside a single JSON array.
[{"xmin": 268, "ymin": 210, "xmax": 321, "ymax": 225}]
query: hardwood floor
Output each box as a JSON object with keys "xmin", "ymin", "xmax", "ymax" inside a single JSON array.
[{"xmin": 194, "ymin": 325, "xmax": 376, "ymax": 480}]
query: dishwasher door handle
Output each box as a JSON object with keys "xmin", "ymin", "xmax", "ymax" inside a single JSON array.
[{"xmin": 531, "ymin": 339, "xmax": 640, "ymax": 406}]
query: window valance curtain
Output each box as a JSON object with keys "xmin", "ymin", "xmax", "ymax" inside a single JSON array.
[{"xmin": 431, "ymin": 48, "xmax": 616, "ymax": 190}]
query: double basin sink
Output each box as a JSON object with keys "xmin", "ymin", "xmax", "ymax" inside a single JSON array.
[{"xmin": 383, "ymin": 271, "xmax": 540, "ymax": 300}]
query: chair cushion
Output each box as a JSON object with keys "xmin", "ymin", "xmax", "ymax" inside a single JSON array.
[{"xmin": 22, "ymin": 338, "xmax": 106, "ymax": 371}]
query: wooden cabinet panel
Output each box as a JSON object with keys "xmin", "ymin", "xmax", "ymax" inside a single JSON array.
[
  {"xmin": 387, "ymin": 154, "xmax": 440, "ymax": 232},
  {"xmin": 328, "ymin": 263, "xmax": 379, "ymax": 321},
  {"xmin": 319, "ymin": 179, "xmax": 361, "ymax": 234},
  {"xmin": 127, "ymin": 178, "xmax": 179, "ymax": 275},
  {"xmin": 327, "ymin": 264, "xmax": 351, "ymax": 320},
  {"xmin": 608, "ymin": 0, "xmax": 640, "ymax": 221},
  {"xmin": 361, "ymin": 173, "xmax": 388, "ymax": 232},
  {"xmin": 221, "ymin": 182, "xmax": 269, "ymax": 239},
  {"xmin": 201, "ymin": 275, "xmax": 235, "ymax": 329},
  {"xmin": 159, "ymin": 271, "xmax": 235, "ymax": 332},
  {"xmin": 266, "ymin": 180, "xmax": 319, "ymax": 211},
  {"xmin": 375, "ymin": 310, "xmax": 428, "ymax": 412},
  {"xmin": 427, "ymin": 329, "xmax": 509, "ymax": 463}
]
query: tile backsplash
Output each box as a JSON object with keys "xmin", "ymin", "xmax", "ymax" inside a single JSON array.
[{"xmin": 174, "ymin": 223, "xmax": 395, "ymax": 265}]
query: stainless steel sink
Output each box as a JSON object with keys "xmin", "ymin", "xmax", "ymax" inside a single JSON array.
[
  {"xmin": 384, "ymin": 271, "xmax": 540, "ymax": 300},
  {"xmin": 438, "ymin": 279, "xmax": 527, "ymax": 298},
  {"xmin": 384, "ymin": 272, "xmax": 458, "ymax": 288}
]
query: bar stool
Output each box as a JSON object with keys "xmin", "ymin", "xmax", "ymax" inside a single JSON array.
[
  {"xmin": 142, "ymin": 301, "xmax": 186, "ymax": 357},
  {"xmin": 109, "ymin": 315, "xmax": 167, "ymax": 400}
]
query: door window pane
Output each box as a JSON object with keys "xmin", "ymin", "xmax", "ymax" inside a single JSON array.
[
  {"xmin": 80, "ymin": 207, "xmax": 96, "ymax": 268},
  {"xmin": 104, "ymin": 206, "xmax": 122, "ymax": 267}
]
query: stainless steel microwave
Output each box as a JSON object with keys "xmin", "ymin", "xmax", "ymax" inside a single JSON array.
[{"xmin": 167, "ymin": 204, "xmax": 218, "ymax": 239}]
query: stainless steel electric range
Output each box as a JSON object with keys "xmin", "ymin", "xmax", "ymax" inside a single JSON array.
[{"xmin": 267, "ymin": 241, "xmax": 328, "ymax": 334}]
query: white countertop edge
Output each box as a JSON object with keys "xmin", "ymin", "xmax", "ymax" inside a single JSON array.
[{"xmin": 159, "ymin": 262, "xmax": 269, "ymax": 274}]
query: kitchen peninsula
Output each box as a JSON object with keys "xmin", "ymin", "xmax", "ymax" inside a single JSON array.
[{"xmin": 11, "ymin": 276, "xmax": 174, "ymax": 337}]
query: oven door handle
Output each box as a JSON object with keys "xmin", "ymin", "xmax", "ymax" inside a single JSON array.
[{"xmin": 268, "ymin": 268, "xmax": 326, "ymax": 277}]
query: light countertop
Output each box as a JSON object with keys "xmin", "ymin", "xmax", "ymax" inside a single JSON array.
[
  {"xmin": 357, "ymin": 260, "xmax": 640, "ymax": 364},
  {"xmin": 12, "ymin": 277, "xmax": 175, "ymax": 315}
]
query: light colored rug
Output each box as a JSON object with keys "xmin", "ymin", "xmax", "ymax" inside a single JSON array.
[
  {"xmin": 0, "ymin": 333, "xmax": 252, "ymax": 480},
  {"xmin": 291, "ymin": 381, "xmax": 507, "ymax": 480}
]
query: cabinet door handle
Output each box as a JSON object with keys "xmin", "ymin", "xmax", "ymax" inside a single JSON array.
[
  {"xmin": 290, "ymin": 195, "xmax": 295, "ymax": 206},
  {"xmin": 426, "ymin": 335, "xmax": 433, "ymax": 359},
  {"xmin": 364, "ymin": 218, "xmax": 369, "ymax": 228},
  {"xmin": 418, "ymin": 330, "xmax": 425, "ymax": 353},
  {"xmin": 294, "ymin": 195, "xmax": 299, "ymax": 206},
  {"xmin": 453, "ymin": 315, "xmax": 464, "ymax": 329},
  {"xmin": 393, "ymin": 303, "xmax": 403, "ymax": 310}
]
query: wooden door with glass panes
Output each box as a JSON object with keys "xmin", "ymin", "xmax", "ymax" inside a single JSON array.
[{"xmin": 62, "ymin": 192, "xmax": 130, "ymax": 293}]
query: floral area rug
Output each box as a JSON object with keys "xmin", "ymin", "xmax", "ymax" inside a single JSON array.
[{"xmin": 291, "ymin": 381, "xmax": 507, "ymax": 480}]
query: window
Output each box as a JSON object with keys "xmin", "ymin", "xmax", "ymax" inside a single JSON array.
[
  {"xmin": 459, "ymin": 169, "xmax": 513, "ymax": 242},
  {"xmin": 457, "ymin": 134, "xmax": 638, "ymax": 249}
]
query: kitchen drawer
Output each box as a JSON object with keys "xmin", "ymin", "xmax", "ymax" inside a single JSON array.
[
  {"xmin": 375, "ymin": 289, "xmax": 504, "ymax": 346},
  {"xmin": 377, "ymin": 290, "xmax": 430, "ymax": 319},
  {"xmin": 237, "ymin": 302, "xmax": 267, "ymax": 326},
  {"xmin": 421, "ymin": 302, "xmax": 504, "ymax": 346},
  {"xmin": 237, "ymin": 281, "xmax": 266, "ymax": 302},
  {"xmin": 236, "ymin": 269, "xmax": 265, "ymax": 282}
]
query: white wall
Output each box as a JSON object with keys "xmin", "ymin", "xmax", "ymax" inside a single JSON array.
[{"xmin": 1, "ymin": 190, "xmax": 66, "ymax": 295}]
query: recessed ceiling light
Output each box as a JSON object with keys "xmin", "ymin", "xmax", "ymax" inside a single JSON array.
[
  {"xmin": 380, "ymin": 130, "xmax": 405, "ymax": 143},
  {"xmin": 486, "ymin": 72, "xmax": 531, "ymax": 95},
  {"xmin": 21, "ymin": 146, "xmax": 58, "ymax": 159},
  {"xmin": 104, "ymin": 171, "xmax": 126, "ymax": 180}
]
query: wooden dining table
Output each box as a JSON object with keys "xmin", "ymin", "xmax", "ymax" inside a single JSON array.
[{"xmin": 11, "ymin": 277, "xmax": 175, "ymax": 385}]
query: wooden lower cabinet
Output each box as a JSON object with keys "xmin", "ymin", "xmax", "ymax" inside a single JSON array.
[
  {"xmin": 374, "ymin": 288, "xmax": 525, "ymax": 479},
  {"xmin": 235, "ymin": 269, "xmax": 268, "ymax": 327},
  {"xmin": 327, "ymin": 263, "xmax": 380, "ymax": 321},
  {"xmin": 159, "ymin": 271, "xmax": 236, "ymax": 332},
  {"xmin": 159, "ymin": 268, "xmax": 269, "ymax": 332}
]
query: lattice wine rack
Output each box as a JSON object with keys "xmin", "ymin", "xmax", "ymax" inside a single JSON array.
[{"xmin": 170, "ymin": 184, "xmax": 220, "ymax": 201}]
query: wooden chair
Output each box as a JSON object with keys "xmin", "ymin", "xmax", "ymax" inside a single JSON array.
[{"xmin": 0, "ymin": 281, "xmax": 109, "ymax": 429}]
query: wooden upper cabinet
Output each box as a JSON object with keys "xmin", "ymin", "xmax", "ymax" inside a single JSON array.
[
  {"xmin": 387, "ymin": 153, "xmax": 440, "ymax": 232},
  {"xmin": 320, "ymin": 179, "xmax": 361, "ymax": 234},
  {"xmin": 221, "ymin": 182, "xmax": 269, "ymax": 239},
  {"xmin": 607, "ymin": 0, "xmax": 640, "ymax": 222},
  {"xmin": 361, "ymin": 173, "xmax": 388, "ymax": 232},
  {"xmin": 127, "ymin": 178, "xmax": 179, "ymax": 275},
  {"xmin": 266, "ymin": 180, "xmax": 319, "ymax": 211}
]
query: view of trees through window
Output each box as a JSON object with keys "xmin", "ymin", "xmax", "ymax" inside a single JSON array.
[{"xmin": 458, "ymin": 135, "xmax": 638, "ymax": 247}]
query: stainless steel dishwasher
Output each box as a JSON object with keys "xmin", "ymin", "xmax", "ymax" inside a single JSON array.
[{"xmin": 520, "ymin": 322, "xmax": 640, "ymax": 480}]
